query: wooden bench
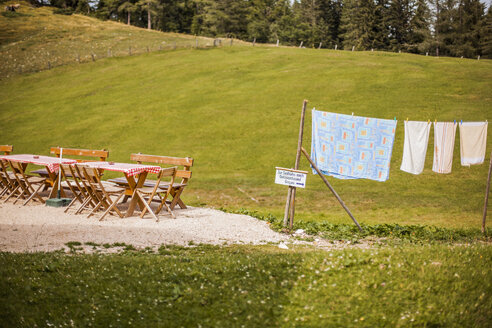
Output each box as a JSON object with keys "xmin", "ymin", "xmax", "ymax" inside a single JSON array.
[
  {"xmin": 108, "ymin": 153, "xmax": 193, "ymax": 210},
  {"xmin": 0, "ymin": 145, "xmax": 13, "ymax": 155},
  {"xmin": 33, "ymin": 147, "xmax": 109, "ymax": 182}
]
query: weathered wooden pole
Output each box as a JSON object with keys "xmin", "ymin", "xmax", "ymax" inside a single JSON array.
[
  {"xmin": 482, "ymin": 151, "xmax": 492, "ymax": 233},
  {"xmin": 300, "ymin": 147, "xmax": 363, "ymax": 232},
  {"xmin": 283, "ymin": 100, "xmax": 308, "ymax": 228}
]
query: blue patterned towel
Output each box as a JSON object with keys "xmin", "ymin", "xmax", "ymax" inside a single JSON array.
[{"xmin": 311, "ymin": 109, "xmax": 397, "ymax": 182}]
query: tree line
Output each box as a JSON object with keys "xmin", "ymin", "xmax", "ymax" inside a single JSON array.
[{"xmin": 31, "ymin": 0, "xmax": 492, "ymax": 58}]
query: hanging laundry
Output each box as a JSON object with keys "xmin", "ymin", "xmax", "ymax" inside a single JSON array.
[
  {"xmin": 310, "ymin": 110, "xmax": 397, "ymax": 182},
  {"xmin": 459, "ymin": 122, "xmax": 488, "ymax": 166},
  {"xmin": 400, "ymin": 121, "xmax": 431, "ymax": 175},
  {"xmin": 432, "ymin": 122, "xmax": 457, "ymax": 174}
]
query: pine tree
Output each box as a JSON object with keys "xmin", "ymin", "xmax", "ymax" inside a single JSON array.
[
  {"xmin": 372, "ymin": 0, "xmax": 391, "ymax": 50},
  {"xmin": 118, "ymin": 1, "xmax": 137, "ymax": 25},
  {"xmin": 137, "ymin": 0, "xmax": 161, "ymax": 30},
  {"xmin": 340, "ymin": 0, "xmax": 377, "ymax": 50},
  {"xmin": 452, "ymin": 0, "xmax": 485, "ymax": 57},
  {"xmin": 408, "ymin": 0, "xmax": 432, "ymax": 53},
  {"xmin": 481, "ymin": 7, "xmax": 492, "ymax": 58},
  {"xmin": 387, "ymin": 0, "xmax": 413, "ymax": 51}
]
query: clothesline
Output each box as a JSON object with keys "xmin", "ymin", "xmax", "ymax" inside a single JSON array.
[{"xmin": 310, "ymin": 109, "xmax": 489, "ymax": 182}]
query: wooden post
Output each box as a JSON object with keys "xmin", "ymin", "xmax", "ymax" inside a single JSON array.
[
  {"xmin": 300, "ymin": 147, "xmax": 363, "ymax": 231},
  {"xmin": 299, "ymin": 41, "xmax": 303, "ymax": 48},
  {"xmin": 352, "ymin": 46, "xmax": 355, "ymax": 51},
  {"xmin": 147, "ymin": 46, "xmax": 150, "ymax": 53},
  {"xmin": 230, "ymin": 38, "xmax": 233, "ymax": 46},
  {"xmin": 129, "ymin": 46, "xmax": 132, "ymax": 56},
  {"xmin": 77, "ymin": 54, "xmax": 80, "ymax": 63},
  {"xmin": 48, "ymin": 61, "xmax": 51, "ymax": 70},
  {"xmin": 276, "ymin": 39, "xmax": 279, "ymax": 47},
  {"xmin": 284, "ymin": 100, "xmax": 308, "ymax": 228},
  {"xmin": 318, "ymin": 42, "xmax": 322, "ymax": 49},
  {"xmin": 335, "ymin": 44, "xmax": 337, "ymax": 50},
  {"xmin": 91, "ymin": 53, "xmax": 95, "ymax": 61},
  {"xmin": 483, "ymin": 152, "xmax": 492, "ymax": 233},
  {"xmin": 253, "ymin": 38, "xmax": 256, "ymax": 46},
  {"xmin": 283, "ymin": 187, "xmax": 293, "ymax": 227}
]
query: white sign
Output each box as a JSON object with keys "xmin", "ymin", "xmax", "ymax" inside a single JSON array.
[{"xmin": 275, "ymin": 167, "xmax": 307, "ymax": 188}]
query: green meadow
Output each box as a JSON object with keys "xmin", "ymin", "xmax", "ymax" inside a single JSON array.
[
  {"xmin": 1, "ymin": 244, "xmax": 490, "ymax": 327},
  {"xmin": 1, "ymin": 45, "xmax": 491, "ymax": 228}
]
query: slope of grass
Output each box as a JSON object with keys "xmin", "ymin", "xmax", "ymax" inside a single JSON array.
[
  {"xmin": 0, "ymin": 244, "xmax": 490, "ymax": 327},
  {"xmin": 0, "ymin": 38, "xmax": 491, "ymax": 228},
  {"xmin": 0, "ymin": 2, "xmax": 230, "ymax": 79}
]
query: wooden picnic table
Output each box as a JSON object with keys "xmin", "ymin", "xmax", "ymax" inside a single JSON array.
[
  {"xmin": 77, "ymin": 161, "xmax": 161, "ymax": 217},
  {"xmin": 0, "ymin": 154, "xmax": 77, "ymax": 199}
]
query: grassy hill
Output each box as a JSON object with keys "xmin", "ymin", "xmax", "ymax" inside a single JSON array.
[
  {"xmin": 0, "ymin": 5, "xmax": 491, "ymax": 229},
  {"xmin": 0, "ymin": 2, "xmax": 230, "ymax": 79}
]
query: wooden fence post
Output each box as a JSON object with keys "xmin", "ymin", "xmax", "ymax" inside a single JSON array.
[
  {"xmin": 483, "ymin": 151, "xmax": 492, "ymax": 233},
  {"xmin": 276, "ymin": 39, "xmax": 279, "ymax": 47},
  {"xmin": 91, "ymin": 53, "xmax": 96, "ymax": 61},
  {"xmin": 77, "ymin": 54, "xmax": 80, "ymax": 63},
  {"xmin": 253, "ymin": 37, "xmax": 256, "ymax": 46},
  {"xmin": 129, "ymin": 46, "xmax": 132, "ymax": 56},
  {"xmin": 48, "ymin": 61, "xmax": 51, "ymax": 70},
  {"xmin": 299, "ymin": 41, "xmax": 303, "ymax": 48},
  {"xmin": 318, "ymin": 42, "xmax": 322, "ymax": 49},
  {"xmin": 335, "ymin": 44, "xmax": 337, "ymax": 50}
]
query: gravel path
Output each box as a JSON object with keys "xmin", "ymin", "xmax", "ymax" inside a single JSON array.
[{"xmin": 0, "ymin": 203, "xmax": 287, "ymax": 253}]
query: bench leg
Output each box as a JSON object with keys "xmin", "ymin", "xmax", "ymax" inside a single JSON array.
[{"xmin": 169, "ymin": 187, "xmax": 186, "ymax": 210}]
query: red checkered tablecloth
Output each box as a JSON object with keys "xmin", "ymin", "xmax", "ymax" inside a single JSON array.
[
  {"xmin": 0, "ymin": 154, "xmax": 77, "ymax": 173},
  {"xmin": 78, "ymin": 161, "xmax": 161, "ymax": 177}
]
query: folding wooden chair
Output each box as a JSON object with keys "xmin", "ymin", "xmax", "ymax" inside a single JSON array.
[
  {"xmin": 72, "ymin": 164, "xmax": 100, "ymax": 215},
  {"xmin": 132, "ymin": 167, "xmax": 177, "ymax": 221},
  {"xmin": 0, "ymin": 146, "xmax": 14, "ymax": 199},
  {"xmin": 59, "ymin": 164, "xmax": 93, "ymax": 213},
  {"xmin": 7, "ymin": 160, "xmax": 46, "ymax": 205},
  {"xmin": 77, "ymin": 165, "xmax": 125, "ymax": 220},
  {"xmin": 0, "ymin": 160, "xmax": 17, "ymax": 199}
]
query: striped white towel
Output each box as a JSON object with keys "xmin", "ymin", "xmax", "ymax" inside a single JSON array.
[{"xmin": 432, "ymin": 122, "xmax": 457, "ymax": 174}]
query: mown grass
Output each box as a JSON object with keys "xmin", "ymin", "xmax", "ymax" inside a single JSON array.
[
  {"xmin": 1, "ymin": 45, "xmax": 490, "ymax": 228},
  {"xmin": 0, "ymin": 2, "xmax": 238, "ymax": 79},
  {"xmin": 0, "ymin": 244, "xmax": 490, "ymax": 327}
]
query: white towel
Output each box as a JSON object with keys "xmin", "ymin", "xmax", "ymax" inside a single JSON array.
[
  {"xmin": 400, "ymin": 121, "xmax": 431, "ymax": 175},
  {"xmin": 460, "ymin": 122, "xmax": 488, "ymax": 166},
  {"xmin": 432, "ymin": 122, "xmax": 457, "ymax": 174}
]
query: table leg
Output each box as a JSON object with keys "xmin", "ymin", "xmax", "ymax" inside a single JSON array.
[
  {"xmin": 47, "ymin": 170, "xmax": 67, "ymax": 199},
  {"xmin": 125, "ymin": 172, "xmax": 148, "ymax": 217}
]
